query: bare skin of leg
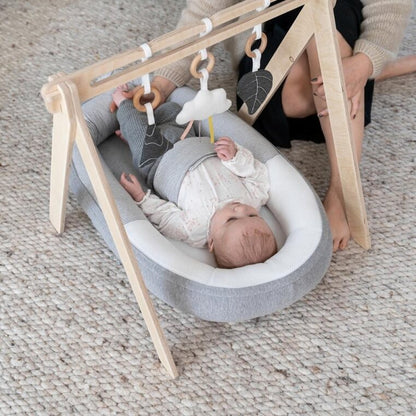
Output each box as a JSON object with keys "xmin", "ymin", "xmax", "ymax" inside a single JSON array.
[
  {"xmin": 308, "ymin": 35, "xmax": 365, "ymax": 251},
  {"xmin": 281, "ymin": 34, "xmax": 363, "ymax": 251}
]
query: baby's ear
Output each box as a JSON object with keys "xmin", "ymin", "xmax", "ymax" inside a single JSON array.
[{"xmin": 208, "ymin": 237, "xmax": 214, "ymax": 252}]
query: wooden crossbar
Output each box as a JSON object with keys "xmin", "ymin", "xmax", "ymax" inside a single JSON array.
[
  {"xmin": 41, "ymin": 0, "xmax": 306, "ymax": 112},
  {"xmin": 41, "ymin": 0, "xmax": 370, "ymax": 378}
]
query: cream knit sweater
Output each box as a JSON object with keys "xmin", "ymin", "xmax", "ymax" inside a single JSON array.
[{"xmin": 156, "ymin": 0, "xmax": 412, "ymax": 84}]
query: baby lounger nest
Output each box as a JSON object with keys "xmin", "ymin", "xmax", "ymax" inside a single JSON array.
[{"xmin": 69, "ymin": 86, "xmax": 332, "ymax": 322}]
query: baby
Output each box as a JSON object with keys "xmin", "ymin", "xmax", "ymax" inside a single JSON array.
[{"xmin": 112, "ymin": 87, "xmax": 277, "ymax": 268}]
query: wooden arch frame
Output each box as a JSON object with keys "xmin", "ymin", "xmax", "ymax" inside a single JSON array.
[{"xmin": 41, "ymin": 0, "xmax": 370, "ymax": 378}]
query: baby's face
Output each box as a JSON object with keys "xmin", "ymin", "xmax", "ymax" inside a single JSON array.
[{"xmin": 209, "ymin": 202, "xmax": 271, "ymax": 247}]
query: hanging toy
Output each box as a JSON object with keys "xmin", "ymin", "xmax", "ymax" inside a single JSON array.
[
  {"xmin": 176, "ymin": 18, "xmax": 231, "ymax": 143},
  {"xmin": 133, "ymin": 43, "xmax": 173, "ymax": 170},
  {"xmin": 237, "ymin": 1, "xmax": 273, "ymax": 115}
]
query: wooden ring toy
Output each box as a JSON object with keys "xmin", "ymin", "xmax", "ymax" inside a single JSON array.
[
  {"xmin": 132, "ymin": 86, "xmax": 161, "ymax": 112},
  {"xmin": 190, "ymin": 52, "xmax": 216, "ymax": 79},
  {"xmin": 244, "ymin": 32, "xmax": 268, "ymax": 58}
]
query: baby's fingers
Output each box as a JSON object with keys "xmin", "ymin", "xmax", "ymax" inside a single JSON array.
[{"xmin": 214, "ymin": 136, "xmax": 228, "ymax": 144}]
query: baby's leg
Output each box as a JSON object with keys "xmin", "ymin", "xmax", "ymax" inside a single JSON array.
[
  {"xmin": 82, "ymin": 90, "xmax": 119, "ymax": 146},
  {"xmin": 155, "ymin": 102, "xmax": 196, "ymax": 143},
  {"xmin": 116, "ymin": 101, "xmax": 172, "ymax": 176}
]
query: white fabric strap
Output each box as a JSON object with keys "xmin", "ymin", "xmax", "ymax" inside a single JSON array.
[
  {"xmin": 253, "ymin": 24, "xmax": 262, "ymax": 40},
  {"xmin": 141, "ymin": 73, "xmax": 151, "ymax": 94},
  {"xmin": 200, "ymin": 18, "xmax": 213, "ymax": 36},
  {"xmin": 256, "ymin": 0, "xmax": 270, "ymax": 12},
  {"xmin": 251, "ymin": 49, "xmax": 261, "ymax": 72},
  {"xmin": 199, "ymin": 49, "xmax": 208, "ymax": 61},
  {"xmin": 199, "ymin": 68, "xmax": 209, "ymax": 90},
  {"xmin": 251, "ymin": 21, "xmax": 264, "ymax": 72},
  {"xmin": 139, "ymin": 43, "xmax": 155, "ymax": 125},
  {"xmin": 139, "ymin": 43, "xmax": 152, "ymax": 94},
  {"xmin": 198, "ymin": 18, "xmax": 213, "ymax": 61},
  {"xmin": 144, "ymin": 102, "xmax": 155, "ymax": 126},
  {"xmin": 140, "ymin": 42, "xmax": 152, "ymax": 59}
]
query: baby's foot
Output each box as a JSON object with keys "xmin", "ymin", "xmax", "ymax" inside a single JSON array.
[
  {"xmin": 120, "ymin": 173, "xmax": 145, "ymax": 202},
  {"xmin": 115, "ymin": 129, "xmax": 127, "ymax": 143},
  {"xmin": 324, "ymin": 186, "xmax": 350, "ymax": 252}
]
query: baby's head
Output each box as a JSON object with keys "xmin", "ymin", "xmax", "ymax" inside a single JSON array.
[{"xmin": 208, "ymin": 201, "xmax": 278, "ymax": 269}]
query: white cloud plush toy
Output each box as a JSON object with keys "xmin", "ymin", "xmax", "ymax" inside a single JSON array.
[{"xmin": 176, "ymin": 88, "xmax": 232, "ymax": 125}]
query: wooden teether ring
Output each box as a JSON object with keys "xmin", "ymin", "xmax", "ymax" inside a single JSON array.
[
  {"xmin": 245, "ymin": 32, "xmax": 268, "ymax": 58},
  {"xmin": 190, "ymin": 52, "xmax": 216, "ymax": 79},
  {"xmin": 132, "ymin": 86, "xmax": 161, "ymax": 112}
]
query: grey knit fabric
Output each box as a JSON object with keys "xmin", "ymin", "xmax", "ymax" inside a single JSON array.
[
  {"xmin": 153, "ymin": 137, "xmax": 217, "ymax": 203},
  {"xmin": 116, "ymin": 100, "xmax": 176, "ymax": 188}
]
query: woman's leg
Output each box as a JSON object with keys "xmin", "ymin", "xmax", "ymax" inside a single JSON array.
[
  {"xmin": 307, "ymin": 34, "xmax": 365, "ymax": 252},
  {"xmin": 281, "ymin": 33, "xmax": 364, "ymax": 252}
]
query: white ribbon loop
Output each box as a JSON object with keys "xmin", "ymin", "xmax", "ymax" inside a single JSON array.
[{"xmin": 139, "ymin": 43, "xmax": 155, "ymax": 125}]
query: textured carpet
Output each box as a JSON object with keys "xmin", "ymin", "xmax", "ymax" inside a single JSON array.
[{"xmin": 1, "ymin": 1, "xmax": 415, "ymax": 414}]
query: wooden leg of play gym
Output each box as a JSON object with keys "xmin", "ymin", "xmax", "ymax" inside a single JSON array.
[
  {"xmin": 63, "ymin": 81, "xmax": 178, "ymax": 378},
  {"xmin": 49, "ymin": 82, "xmax": 76, "ymax": 234},
  {"xmin": 312, "ymin": 0, "xmax": 370, "ymax": 249}
]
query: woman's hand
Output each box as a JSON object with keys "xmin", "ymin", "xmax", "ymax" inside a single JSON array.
[
  {"xmin": 311, "ymin": 53, "xmax": 373, "ymax": 119},
  {"xmin": 110, "ymin": 77, "xmax": 177, "ymax": 113},
  {"xmin": 129, "ymin": 76, "xmax": 177, "ymax": 108},
  {"xmin": 151, "ymin": 76, "xmax": 177, "ymax": 104},
  {"xmin": 110, "ymin": 84, "xmax": 129, "ymax": 112}
]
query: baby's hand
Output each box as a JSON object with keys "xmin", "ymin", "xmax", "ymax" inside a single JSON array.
[
  {"xmin": 110, "ymin": 84, "xmax": 130, "ymax": 112},
  {"xmin": 214, "ymin": 137, "xmax": 237, "ymax": 161},
  {"xmin": 120, "ymin": 173, "xmax": 146, "ymax": 202}
]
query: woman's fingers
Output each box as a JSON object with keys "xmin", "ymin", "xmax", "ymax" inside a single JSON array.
[
  {"xmin": 311, "ymin": 77, "xmax": 326, "ymax": 100},
  {"xmin": 350, "ymin": 93, "xmax": 361, "ymax": 120}
]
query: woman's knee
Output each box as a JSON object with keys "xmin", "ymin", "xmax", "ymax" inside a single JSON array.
[{"xmin": 281, "ymin": 53, "xmax": 316, "ymax": 118}]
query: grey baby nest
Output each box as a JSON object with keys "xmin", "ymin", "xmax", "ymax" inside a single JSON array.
[{"xmin": 69, "ymin": 86, "xmax": 332, "ymax": 322}]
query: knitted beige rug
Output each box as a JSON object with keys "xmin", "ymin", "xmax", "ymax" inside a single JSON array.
[{"xmin": 1, "ymin": 1, "xmax": 415, "ymax": 414}]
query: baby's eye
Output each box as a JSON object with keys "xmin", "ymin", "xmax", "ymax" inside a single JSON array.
[
  {"xmin": 226, "ymin": 217, "xmax": 237, "ymax": 223},
  {"xmin": 249, "ymin": 214, "xmax": 258, "ymax": 218}
]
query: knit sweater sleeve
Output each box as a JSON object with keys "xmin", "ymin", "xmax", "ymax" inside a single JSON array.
[
  {"xmin": 353, "ymin": 0, "xmax": 413, "ymax": 77},
  {"xmin": 138, "ymin": 192, "xmax": 192, "ymax": 243},
  {"xmin": 155, "ymin": 0, "xmax": 238, "ymax": 87}
]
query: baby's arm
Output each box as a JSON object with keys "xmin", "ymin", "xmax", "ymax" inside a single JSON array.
[
  {"xmin": 214, "ymin": 137, "xmax": 237, "ymax": 161},
  {"xmin": 219, "ymin": 142, "xmax": 270, "ymax": 205},
  {"xmin": 120, "ymin": 173, "xmax": 192, "ymax": 242}
]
